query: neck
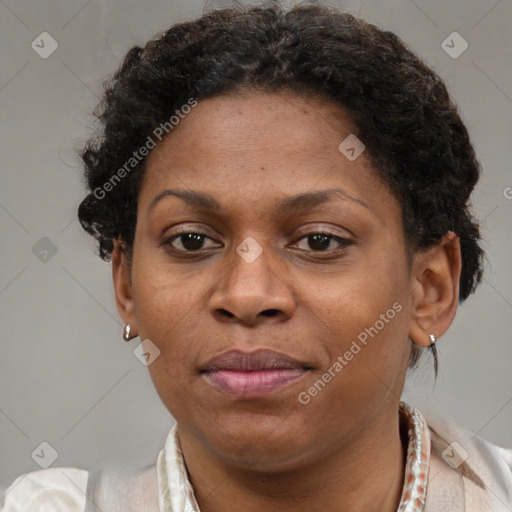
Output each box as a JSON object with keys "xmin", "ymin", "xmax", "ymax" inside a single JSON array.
[{"xmin": 177, "ymin": 405, "xmax": 408, "ymax": 512}]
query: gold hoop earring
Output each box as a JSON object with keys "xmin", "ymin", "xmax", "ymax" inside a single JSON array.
[{"xmin": 123, "ymin": 324, "xmax": 132, "ymax": 342}]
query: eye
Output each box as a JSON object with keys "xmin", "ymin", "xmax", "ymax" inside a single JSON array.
[
  {"xmin": 291, "ymin": 231, "xmax": 353, "ymax": 253},
  {"xmin": 162, "ymin": 228, "xmax": 353, "ymax": 256},
  {"xmin": 163, "ymin": 230, "xmax": 221, "ymax": 253}
]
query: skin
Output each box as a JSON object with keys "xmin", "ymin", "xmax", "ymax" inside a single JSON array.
[{"xmin": 112, "ymin": 90, "xmax": 461, "ymax": 512}]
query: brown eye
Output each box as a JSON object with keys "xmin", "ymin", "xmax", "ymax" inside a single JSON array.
[
  {"xmin": 292, "ymin": 232, "xmax": 353, "ymax": 252},
  {"xmin": 164, "ymin": 231, "xmax": 220, "ymax": 253}
]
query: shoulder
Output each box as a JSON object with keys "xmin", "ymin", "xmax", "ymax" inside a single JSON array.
[
  {"xmin": 426, "ymin": 409, "xmax": 512, "ymax": 477},
  {"xmin": 422, "ymin": 408, "xmax": 512, "ymax": 511},
  {"xmin": 1, "ymin": 463, "xmax": 160, "ymax": 512},
  {"xmin": 1, "ymin": 467, "xmax": 88, "ymax": 511}
]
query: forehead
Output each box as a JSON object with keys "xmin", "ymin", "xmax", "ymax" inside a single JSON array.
[
  {"xmin": 139, "ymin": 91, "xmax": 397, "ymax": 223},
  {"xmin": 147, "ymin": 90, "xmax": 360, "ymax": 164}
]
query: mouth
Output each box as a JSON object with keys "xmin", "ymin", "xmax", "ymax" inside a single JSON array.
[{"xmin": 201, "ymin": 348, "xmax": 313, "ymax": 398}]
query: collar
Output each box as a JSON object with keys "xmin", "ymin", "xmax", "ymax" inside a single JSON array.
[
  {"xmin": 157, "ymin": 401, "xmax": 431, "ymax": 512},
  {"xmin": 397, "ymin": 401, "xmax": 431, "ymax": 511}
]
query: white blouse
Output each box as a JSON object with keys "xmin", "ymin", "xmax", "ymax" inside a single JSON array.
[{"xmin": 1, "ymin": 402, "xmax": 511, "ymax": 511}]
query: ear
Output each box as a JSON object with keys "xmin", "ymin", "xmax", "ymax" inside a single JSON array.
[
  {"xmin": 408, "ymin": 232, "xmax": 461, "ymax": 347},
  {"xmin": 112, "ymin": 239, "xmax": 137, "ymax": 337}
]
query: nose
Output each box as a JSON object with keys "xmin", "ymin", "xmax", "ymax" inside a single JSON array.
[{"xmin": 208, "ymin": 240, "xmax": 296, "ymax": 326}]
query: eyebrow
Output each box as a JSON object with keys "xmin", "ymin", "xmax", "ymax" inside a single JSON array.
[{"xmin": 147, "ymin": 187, "xmax": 371, "ymax": 216}]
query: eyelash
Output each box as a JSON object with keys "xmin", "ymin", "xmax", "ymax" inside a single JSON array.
[{"xmin": 162, "ymin": 228, "xmax": 353, "ymax": 257}]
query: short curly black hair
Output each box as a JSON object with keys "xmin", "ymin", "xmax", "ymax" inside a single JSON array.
[{"xmin": 78, "ymin": 1, "xmax": 484, "ymax": 375}]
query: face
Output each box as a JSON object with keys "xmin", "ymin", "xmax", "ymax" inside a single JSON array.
[{"xmin": 116, "ymin": 91, "xmax": 419, "ymax": 471}]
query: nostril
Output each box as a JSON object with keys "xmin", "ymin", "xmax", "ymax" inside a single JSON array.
[{"xmin": 261, "ymin": 309, "xmax": 279, "ymax": 317}]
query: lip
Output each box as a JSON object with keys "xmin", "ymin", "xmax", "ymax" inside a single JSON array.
[
  {"xmin": 202, "ymin": 348, "xmax": 308, "ymax": 372},
  {"xmin": 201, "ymin": 348, "xmax": 312, "ymax": 398}
]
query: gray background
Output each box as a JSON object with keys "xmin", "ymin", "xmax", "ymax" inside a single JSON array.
[{"xmin": 1, "ymin": 0, "xmax": 511, "ymax": 489}]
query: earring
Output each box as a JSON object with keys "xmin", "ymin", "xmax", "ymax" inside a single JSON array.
[
  {"xmin": 123, "ymin": 324, "xmax": 131, "ymax": 342},
  {"xmin": 429, "ymin": 334, "xmax": 436, "ymax": 346}
]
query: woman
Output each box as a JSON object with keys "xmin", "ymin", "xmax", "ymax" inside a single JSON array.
[{"xmin": 2, "ymin": 2, "xmax": 511, "ymax": 511}]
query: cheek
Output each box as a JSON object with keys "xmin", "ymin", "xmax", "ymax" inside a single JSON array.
[
  {"xmin": 130, "ymin": 263, "xmax": 198, "ymax": 387},
  {"xmin": 131, "ymin": 248, "xmax": 202, "ymax": 338},
  {"xmin": 305, "ymin": 252, "xmax": 411, "ymax": 391},
  {"xmin": 314, "ymin": 292, "xmax": 408, "ymax": 378},
  {"xmin": 297, "ymin": 293, "xmax": 409, "ymax": 441},
  {"xmin": 292, "ymin": 293, "xmax": 410, "ymax": 458},
  {"xmin": 129, "ymin": 250, "xmax": 229, "ymax": 406}
]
